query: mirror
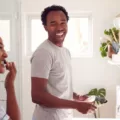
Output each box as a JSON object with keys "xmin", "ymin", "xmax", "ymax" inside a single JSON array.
[{"xmin": 1, "ymin": 0, "xmax": 120, "ymax": 119}]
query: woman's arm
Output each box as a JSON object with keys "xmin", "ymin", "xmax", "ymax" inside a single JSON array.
[{"xmin": 5, "ymin": 62, "xmax": 21, "ymax": 120}]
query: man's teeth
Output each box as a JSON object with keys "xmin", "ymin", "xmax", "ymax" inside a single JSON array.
[{"xmin": 56, "ymin": 33, "xmax": 63, "ymax": 36}]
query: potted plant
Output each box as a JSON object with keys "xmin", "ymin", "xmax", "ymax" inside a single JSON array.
[
  {"xmin": 87, "ymin": 88, "xmax": 107, "ymax": 118},
  {"xmin": 100, "ymin": 27, "xmax": 120, "ymax": 58}
]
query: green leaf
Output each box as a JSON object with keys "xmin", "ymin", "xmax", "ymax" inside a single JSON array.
[
  {"xmin": 87, "ymin": 88, "xmax": 107, "ymax": 105},
  {"xmin": 109, "ymin": 29, "xmax": 112, "ymax": 35},
  {"xmin": 98, "ymin": 88, "xmax": 106, "ymax": 97},
  {"xmin": 100, "ymin": 46, "xmax": 103, "ymax": 51},
  {"xmin": 104, "ymin": 30, "xmax": 109, "ymax": 35},
  {"xmin": 88, "ymin": 88, "xmax": 98, "ymax": 96},
  {"xmin": 112, "ymin": 27, "xmax": 116, "ymax": 31},
  {"xmin": 101, "ymin": 42, "xmax": 107, "ymax": 47},
  {"xmin": 105, "ymin": 46, "xmax": 108, "ymax": 52},
  {"xmin": 96, "ymin": 101, "xmax": 100, "ymax": 105},
  {"xmin": 101, "ymin": 51, "xmax": 107, "ymax": 57}
]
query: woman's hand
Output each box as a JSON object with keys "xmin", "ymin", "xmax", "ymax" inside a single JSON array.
[{"xmin": 5, "ymin": 62, "xmax": 17, "ymax": 90}]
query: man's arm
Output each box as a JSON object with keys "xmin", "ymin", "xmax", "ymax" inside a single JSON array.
[
  {"xmin": 31, "ymin": 77, "xmax": 96, "ymax": 114},
  {"xmin": 31, "ymin": 77, "xmax": 78, "ymax": 109}
]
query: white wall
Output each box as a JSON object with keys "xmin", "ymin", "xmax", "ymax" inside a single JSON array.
[
  {"xmin": 21, "ymin": 0, "xmax": 120, "ymax": 119},
  {"xmin": 0, "ymin": 0, "xmax": 17, "ymax": 13}
]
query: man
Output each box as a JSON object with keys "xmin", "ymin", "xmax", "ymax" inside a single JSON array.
[
  {"xmin": 0, "ymin": 37, "xmax": 20, "ymax": 120},
  {"xmin": 31, "ymin": 5, "xmax": 96, "ymax": 120}
]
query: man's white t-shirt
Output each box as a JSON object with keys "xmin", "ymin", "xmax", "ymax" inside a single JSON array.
[
  {"xmin": 31, "ymin": 40, "xmax": 73, "ymax": 120},
  {"xmin": 0, "ymin": 106, "xmax": 9, "ymax": 120}
]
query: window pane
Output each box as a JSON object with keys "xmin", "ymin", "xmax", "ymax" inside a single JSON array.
[
  {"xmin": 0, "ymin": 20, "xmax": 10, "ymax": 52},
  {"xmin": 31, "ymin": 19, "xmax": 47, "ymax": 52},
  {"xmin": 64, "ymin": 18, "xmax": 89, "ymax": 57}
]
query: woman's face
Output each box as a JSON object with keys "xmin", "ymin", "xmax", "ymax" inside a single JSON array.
[{"xmin": 0, "ymin": 37, "xmax": 8, "ymax": 73}]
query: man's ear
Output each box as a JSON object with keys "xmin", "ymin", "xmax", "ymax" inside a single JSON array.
[{"xmin": 44, "ymin": 26, "xmax": 48, "ymax": 31}]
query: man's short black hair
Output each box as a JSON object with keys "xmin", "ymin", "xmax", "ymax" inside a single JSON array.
[{"xmin": 41, "ymin": 5, "xmax": 69, "ymax": 26}]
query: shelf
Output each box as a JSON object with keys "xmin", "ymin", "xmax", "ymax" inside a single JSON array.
[
  {"xmin": 108, "ymin": 60, "xmax": 120, "ymax": 65},
  {"xmin": 108, "ymin": 59, "xmax": 120, "ymax": 68}
]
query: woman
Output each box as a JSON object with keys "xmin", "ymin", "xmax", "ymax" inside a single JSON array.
[{"xmin": 0, "ymin": 37, "xmax": 20, "ymax": 120}]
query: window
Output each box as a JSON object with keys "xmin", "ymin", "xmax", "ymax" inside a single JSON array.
[
  {"xmin": 26, "ymin": 13, "xmax": 93, "ymax": 57},
  {"xmin": 64, "ymin": 17, "xmax": 92, "ymax": 57},
  {"xmin": 0, "ymin": 20, "xmax": 11, "ymax": 52},
  {"xmin": 31, "ymin": 19, "xmax": 47, "ymax": 52}
]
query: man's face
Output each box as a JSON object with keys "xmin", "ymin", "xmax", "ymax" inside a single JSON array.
[{"xmin": 44, "ymin": 11, "xmax": 68, "ymax": 44}]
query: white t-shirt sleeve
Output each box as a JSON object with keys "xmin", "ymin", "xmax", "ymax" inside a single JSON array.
[
  {"xmin": 0, "ymin": 106, "xmax": 10, "ymax": 120},
  {"xmin": 31, "ymin": 49, "xmax": 52, "ymax": 79}
]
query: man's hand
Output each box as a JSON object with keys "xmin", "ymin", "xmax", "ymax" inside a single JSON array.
[
  {"xmin": 73, "ymin": 92, "xmax": 88, "ymax": 101},
  {"xmin": 76, "ymin": 101, "xmax": 96, "ymax": 114},
  {"xmin": 5, "ymin": 62, "xmax": 17, "ymax": 90}
]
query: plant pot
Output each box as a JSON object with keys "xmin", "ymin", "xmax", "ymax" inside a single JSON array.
[{"xmin": 107, "ymin": 45, "xmax": 115, "ymax": 58}]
